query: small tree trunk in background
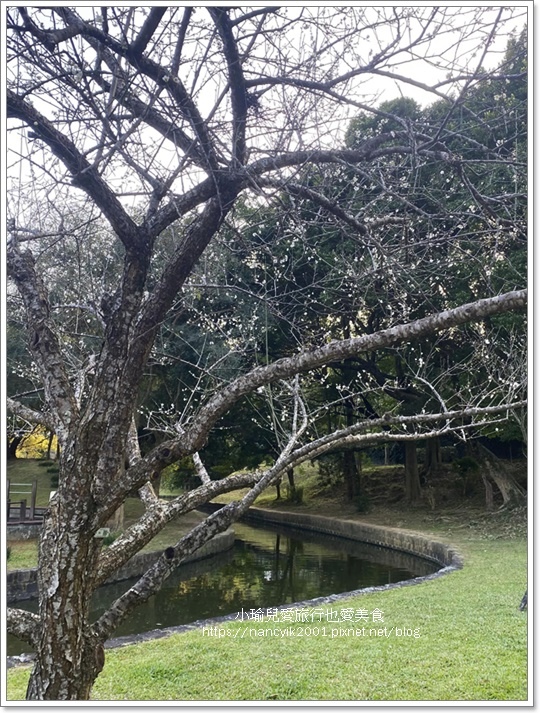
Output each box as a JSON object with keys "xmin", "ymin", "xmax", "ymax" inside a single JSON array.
[
  {"xmin": 405, "ymin": 442, "xmax": 421, "ymax": 503},
  {"xmin": 275, "ymin": 477, "xmax": 282, "ymax": 500},
  {"xmin": 482, "ymin": 471, "xmax": 494, "ymax": 511},
  {"xmin": 286, "ymin": 468, "xmax": 296, "ymax": 495},
  {"xmin": 7, "ymin": 434, "xmax": 23, "ymax": 460},
  {"xmin": 343, "ymin": 450, "xmax": 361, "ymax": 499},
  {"xmin": 425, "ymin": 436, "xmax": 442, "ymax": 477},
  {"xmin": 484, "ymin": 460, "xmax": 525, "ymax": 508},
  {"xmin": 476, "ymin": 443, "xmax": 525, "ymax": 509},
  {"xmin": 46, "ymin": 432, "xmax": 54, "ymax": 461}
]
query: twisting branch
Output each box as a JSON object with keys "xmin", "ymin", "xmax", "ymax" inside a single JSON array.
[
  {"xmin": 6, "ymin": 397, "xmax": 54, "ymax": 432},
  {"xmin": 6, "ymin": 90, "xmax": 144, "ymax": 251},
  {"xmin": 94, "ymin": 470, "xmax": 261, "ymax": 587},
  {"xmin": 192, "ymin": 452, "xmax": 211, "ymax": 485},
  {"xmin": 183, "ymin": 289, "xmax": 527, "ymax": 453},
  {"xmin": 208, "ymin": 8, "xmax": 248, "ymax": 165},
  {"xmin": 7, "ymin": 246, "xmax": 78, "ymax": 438}
]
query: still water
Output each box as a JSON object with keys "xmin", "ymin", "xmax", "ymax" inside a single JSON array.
[{"xmin": 7, "ymin": 519, "xmax": 439, "ymax": 656}]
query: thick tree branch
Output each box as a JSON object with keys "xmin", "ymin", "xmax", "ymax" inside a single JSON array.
[
  {"xmin": 92, "ymin": 75, "xmax": 208, "ymax": 171},
  {"xmin": 7, "ymin": 608, "xmax": 40, "ymax": 647},
  {"xmin": 209, "ymin": 8, "xmax": 248, "ymax": 165},
  {"xmin": 117, "ymin": 289, "xmax": 526, "ymax": 497},
  {"xmin": 184, "ymin": 289, "xmax": 527, "ymax": 452},
  {"xmin": 6, "ymin": 397, "xmax": 54, "ymax": 432},
  {"xmin": 94, "ymin": 470, "xmax": 260, "ymax": 586},
  {"xmin": 93, "ymin": 431, "xmax": 304, "ymax": 640},
  {"xmin": 6, "ymin": 90, "xmax": 145, "ymax": 252},
  {"xmin": 7, "ymin": 246, "xmax": 78, "ymax": 436},
  {"xmin": 146, "ymin": 136, "xmax": 442, "ymax": 239},
  {"xmin": 130, "ymin": 8, "xmax": 167, "ymax": 57}
]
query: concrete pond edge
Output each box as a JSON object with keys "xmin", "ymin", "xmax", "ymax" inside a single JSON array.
[{"xmin": 7, "ymin": 508, "xmax": 463, "ymax": 668}]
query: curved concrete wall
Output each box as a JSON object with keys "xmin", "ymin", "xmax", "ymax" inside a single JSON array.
[
  {"xmin": 6, "ymin": 523, "xmax": 42, "ymax": 541},
  {"xmin": 242, "ymin": 507, "xmax": 464, "ymax": 572},
  {"xmin": 7, "ymin": 528, "xmax": 235, "ymax": 603}
]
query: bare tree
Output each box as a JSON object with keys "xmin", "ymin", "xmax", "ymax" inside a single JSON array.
[{"xmin": 5, "ymin": 7, "xmax": 527, "ymax": 700}]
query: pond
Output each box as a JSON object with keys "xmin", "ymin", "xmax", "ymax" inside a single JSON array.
[{"xmin": 7, "ymin": 519, "xmax": 440, "ymax": 656}]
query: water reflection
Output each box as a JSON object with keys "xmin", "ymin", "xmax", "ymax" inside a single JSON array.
[{"xmin": 7, "ymin": 520, "xmax": 439, "ymax": 656}]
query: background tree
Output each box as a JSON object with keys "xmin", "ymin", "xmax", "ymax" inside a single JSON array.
[{"xmin": 5, "ymin": 6, "xmax": 527, "ymax": 700}]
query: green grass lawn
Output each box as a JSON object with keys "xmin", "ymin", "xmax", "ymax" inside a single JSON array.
[
  {"xmin": 7, "ymin": 459, "xmax": 202, "ymax": 571},
  {"xmin": 6, "ymin": 515, "xmax": 528, "ymax": 702},
  {"xmin": 7, "ymin": 459, "xmax": 57, "ymax": 507}
]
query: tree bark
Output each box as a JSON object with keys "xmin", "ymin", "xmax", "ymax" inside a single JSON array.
[
  {"xmin": 26, "ymin": 500, "xmax": 105, "ymax": 699},
  {"xmin": 476, "ymin": 443, "xmax": 526, "ymax": 509},
  {"xmin": 482, "ymin": 470, "xmax": 495, "ymax": 511},
  {"xmin": 343, "ymin": 450, "xmax": 361, "ymax": 500},
  {"xmin": 484, "ymin": 460, "xmax": 525, "ymax": 508},
  {"xmin": 286, "ymin": 468, "xmax": 296, "ymax": 496}
]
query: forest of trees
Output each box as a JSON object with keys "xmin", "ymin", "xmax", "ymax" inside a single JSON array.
[{"xmin": 5, "ymin": 6, "xmax": 527, "ymax": 700}]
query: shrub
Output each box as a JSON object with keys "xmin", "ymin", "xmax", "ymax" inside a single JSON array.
[
  {"xmin": 160, "ymin": 458, "xmax": 197, "ymax": 492},
  {"xmin": 454, "ymin": 456, "xmax": 480, "ymax": 476},
  {"xmin": 7, "ymin": 546, "xmax": 11, "ymax": 561},
  {"xmin": 453, "ymin": 456, "xmax": 480, "ymax": 496},
  {"xmin": 316, "ymin": 453, "xmax": 343, "ymax": 489}
]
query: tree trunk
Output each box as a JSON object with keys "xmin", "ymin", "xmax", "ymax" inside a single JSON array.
[
  {"xmin": 275, "ymin": 477, "xmax": 282, "ymax": 500},
  {"xmin": 27, "ymin": 629, "xmax": 104, "ymax": 700},
  {"xmin": 46, "ymin": 431, "xmax": 54, "ymax": 461},
  {"xmin": 477, "ymin": 443, "xmax": 526, "ymax": 509},
  {"xmin": 405, "ymin": 441, "xmax": 421, "ymax": 503},
  {"xmin": 25, "ymin": 448, "xmax": 107, "ymax": 700},
  {"xmin": 484, "ymin": 459, "xmax": 525, "ymax": 508},
  {"xmin": 343, "ymin": 450, "xmax": 361, "ymax": 499},
  {"xmin": 7, "ymin": 434, "xmax": 23, "ymax": 459},
  {"xmin": 482, "ymin": 470, "xmax": 494, "ymax": 511},
  {"xmin": 424, "ymin": 436, "xmax": 442, "ymax": 477},
  {"xmin": 286, "ymin": 468, "xmax": 296, "ymax": 497}
]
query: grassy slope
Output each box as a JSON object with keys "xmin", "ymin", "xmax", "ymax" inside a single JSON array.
[
  {"xmin": 7, "ymin": 460, "xmax": 205, "ymax": 570},
  {"xmin": 7, "ymin": 460, "xmax": 528, "ymax": 701}
]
